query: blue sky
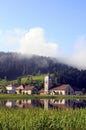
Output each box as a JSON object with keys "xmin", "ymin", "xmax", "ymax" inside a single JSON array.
[{"xmin": 0, "ymin": 0, "xmax": 86, "ymax": 69}]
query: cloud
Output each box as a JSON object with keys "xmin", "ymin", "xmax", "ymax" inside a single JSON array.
[
  {"xmin": 0, "ymin": 29, "xmax": 26, "ymax": 51},
  {"xmin": 1, "ymin": 27, "xmax": 86, "ymax": 70},
  {"xmin": 18, "ymin": 27, "xmax": 58, "ymax": 57},
  {"xmin": 63, "ymin": 36, "xmax": 86, "ymax": 69},
  {"xmin": 0, "ymin": 27, "xmax": 58, "ymax": 57}
]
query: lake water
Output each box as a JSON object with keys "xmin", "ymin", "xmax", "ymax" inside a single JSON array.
[{"xmin": 0, "ymin": 99, "xmax": 86, "ymax": 110}]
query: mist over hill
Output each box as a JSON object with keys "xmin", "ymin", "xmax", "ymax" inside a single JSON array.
[
  {"xmin": 0, "ymin": 52, "xmax": 68, "ymax": 79},
  {"xmin": 0, "ymin": 52, "xmax": 86, "ymax": 90}
]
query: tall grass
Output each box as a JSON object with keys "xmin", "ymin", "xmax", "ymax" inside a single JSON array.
[{"xmin": 0, "ymin": 107, "xmax": 86, "ymax": 130}]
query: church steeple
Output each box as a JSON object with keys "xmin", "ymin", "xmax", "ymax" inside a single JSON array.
[{"xmin": 44, "ymin": 74, "xmax": 52, "ymax": 94}]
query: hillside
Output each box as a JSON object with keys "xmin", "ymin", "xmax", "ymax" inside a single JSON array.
[
  {"xmin": 0, "ymin": 52, "xmax": 69, "ymax": 80},
  {"xmin": 0, "ymin": 52, "xmax": 86, "ymax": 91}
]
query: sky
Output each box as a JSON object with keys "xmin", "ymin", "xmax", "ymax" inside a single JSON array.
[{"xmin": 0, "ymin": 0, "xmax": 86, "ymax": 69}]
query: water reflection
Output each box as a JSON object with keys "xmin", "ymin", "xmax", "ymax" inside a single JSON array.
[{"xmin": 0, "ymin": 99, "xmax": 86, "ymax": 110}]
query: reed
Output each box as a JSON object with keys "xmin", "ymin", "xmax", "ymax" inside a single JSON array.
[{"xmin": 0, "ymin": 107, "xmax": 86, "ymax": 130}]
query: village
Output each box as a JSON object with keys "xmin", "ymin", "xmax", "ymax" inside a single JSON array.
[{"xmin": 5, "ymin": 74, "xmax": 83, "ymax": 95}]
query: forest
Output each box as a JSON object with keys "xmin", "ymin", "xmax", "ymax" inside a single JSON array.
[{"xmin": 0, "ymin": 52, "xmax": 86, "ymax": 91}]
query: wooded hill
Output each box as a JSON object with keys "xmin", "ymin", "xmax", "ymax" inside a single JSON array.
[{"xmin": 0, "ymin": 52, "xmax": 86, "ymax": 90}]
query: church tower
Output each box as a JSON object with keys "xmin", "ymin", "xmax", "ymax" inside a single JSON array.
[{"xmin": 44, "ymin": 74, "xmax": 52, "ymax": 94}]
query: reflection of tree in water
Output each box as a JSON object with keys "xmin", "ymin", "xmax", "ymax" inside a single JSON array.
[{"xmin": 73, "ymin": 100, "xmax": 86, "ymax": 109}]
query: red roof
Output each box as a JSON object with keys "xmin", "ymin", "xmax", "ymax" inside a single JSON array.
[
  {"xmin": 51, "ymin": 84, "xmax": 70, "ymax": 91},
  {"xmin": 16, "ymin": 85, "xmax": 24, "ymax": 90},
  {"xmin": 24, "ymin": 86, "xmax": 35, "ymax": 90},
  {"xmin": 40, "ymin": 89, "xmax": 44, "ymax": 93}
]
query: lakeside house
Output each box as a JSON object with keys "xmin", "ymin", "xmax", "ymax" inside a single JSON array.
[
  {"xmin": 23, "ymin": 86, "xmax": 38, "ymax": 94},
  {"xmin": 43, "ymin": 74, "xmax": 83, "ymax": 95},
  {"xmin": 39, "ymin": 89, "xmax": 44, "ymax": 95},
  {"xmin": 5, "ymin": 75, "xmax": 83, "ymax": 95},
  {"xmin": 6, "ymin": 84, "xmax": 16, "ymax": 94},
  {"xmin": 50, "ymin": 84, "xmax": 74, "ymax": 95},
  {"xmin": 73, "ymin": 87, "xmax": 83, "ymax": 95},
  {"xmin": 16, "ymin": 85, "xmax": 38, "ymax": 95},
  {"xmin": 16, "ymin": 85, "xmax": 24, "ymax": 94}
]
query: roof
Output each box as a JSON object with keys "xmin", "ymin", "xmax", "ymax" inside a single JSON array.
[
  {"xmin": 51, "ymin": 84, "xmax": 71, "ymax": 91},
  {"xmin": 24, "ymin": 86, "xmax": 35, "ymax": 90},
  {"xmin": 40, "ymin": 89, "xmax": 44, "ymax": 93},
  {"xmin": 6, "ymin": 84, "xmax": 13, "ymax": 87},
  {"xmin": 73, "ymin": 87, "xmax": 82, "ymax": 91},
  {"xmin": 16, "ymin": 85, "xmax": 24, "ymax": 90}
]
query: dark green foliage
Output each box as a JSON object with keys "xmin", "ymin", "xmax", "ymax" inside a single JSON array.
[
  {"xmin": 0, "ymin": 52, "xmax": 68, "ymax": 80},
  {"xmin": 0, "ymin": 52, "xmax": 86, "ymax": 91}
]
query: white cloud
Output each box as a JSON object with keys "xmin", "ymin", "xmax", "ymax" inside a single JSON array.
[
  {"xmin": 0, "ymin": 28, "xmax": 26, "ymax": 51},
  {"xmin": 18, "ymin": 27, "xmax": 58, "ymax": 57},
  {"xmin": 63, "ymin": 36, "xmax": 86, "ymax": 69},
  {"xmin": 1, "ymin": 27, "xmax": 86, "ymax": 70},
  {"xmin": 0, "ymin": 27, "xmax": 58, "ymax": 57}
]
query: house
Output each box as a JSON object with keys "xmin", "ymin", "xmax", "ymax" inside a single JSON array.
[
  {"xmin": 6, "ymin": 84, "xmax": 16, "ymax": 94},
  {"xmin": 50, "ymin": 84, "xmax": 74, "ymax": 95},
  {"xmin": 73, "ymin": 88, "xmax": 83, "ymax": 95},
  {"xmin": 16, "ymin": 85, "xmax": 38, "ymax": 95},
  {"xmin": 23, "ymin": 86, "xmax": 38, "ymax": 95},
  {"xmin": 16, "ymin": 85, "xmax": 24, "ymax": 94},
  {"xmin": 39, "ymin": 89, "xmax": 44, "ymax": 95}
]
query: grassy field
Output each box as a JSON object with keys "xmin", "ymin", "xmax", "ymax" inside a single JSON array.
[
  {"xmin": 0, "ymin": 94, "xmax": 86, "ymax": 99},
  {"xmin": 0, "ymin": 107, "xmax": 86, "ymax": 130},
  {"xmin": 9, "ymin": 74, "xmax": 46, "ymax": 84}
]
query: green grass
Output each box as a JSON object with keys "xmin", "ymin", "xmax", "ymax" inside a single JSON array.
[
  {"xmin": 0, "ymin": 107, "xmax": 86, "ymax": 130},
  {"xmin": 8, "ymin": 74, "xmax": 46, "ymax": 85},
  {"xmin": 0, "ymin": 94, "xmax": 86, "ymax": 100},
  {"xmin": 21, "ymin": 74, "xmax": 45, "ymax": 84}
]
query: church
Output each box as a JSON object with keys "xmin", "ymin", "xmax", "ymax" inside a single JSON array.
[{"xmin": 44, "ymin": 74, "xmax": 74, "ymax": 95}]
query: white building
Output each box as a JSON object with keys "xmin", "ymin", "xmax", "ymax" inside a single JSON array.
[
  {"xmin": 50, "ymin": 84, "xmax": 74, "ymax": 95},
  {"xmin": 16, "ymin": 85, "xmax": 38, "ymax": 95},
  {"xmin": 44, "ymin": 74, "xmax": 52, "ymax": 94},
  {"xmin": 6, "ymin": 84, "xmax": 16, "ymax": 94},
  {"xmin": 74, "ymin": 88, "xmax": 83, "ymax": 95}
]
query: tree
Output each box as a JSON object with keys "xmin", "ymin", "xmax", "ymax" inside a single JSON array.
[{"xmin": 17, "ymin": 77, "xmax": 21, "ymax": 85}]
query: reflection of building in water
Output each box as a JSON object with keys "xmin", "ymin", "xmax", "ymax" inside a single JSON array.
[
  {"xmin": 5, "ymin": 100, "xmax": 16, "ymax": 108},
  {"xmin": 39, "ymin": 99, "xmax": 50, "ymax": 110},
  {"xmin": 15, "ymin": 99, "xmax": 39, "ymax": 108},
  {"xmin": 49, "ymin": 99, "xmax": 74, "ymax": 109},
  {"xmin": 3, "ymin": 99, "xmax": 86, "ymax": 109},
  {"xmin": 5, "ymin": 99, "xmax": 39, "ymax": 108},
  {"xmin": 44, "ymin": 99, "xmax": 49, "ymax": 110},
  {"xmin": 39, "ymin": 99, "xmax": 85, "ymax": 110}
]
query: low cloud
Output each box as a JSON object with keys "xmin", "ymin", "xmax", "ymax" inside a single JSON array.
[
  {"xmin": 18, "ymin": 27, "xmax": 58, "ymax": 57},
  {"xmin": 0, "ymin": 27, "xmax": 86, "ymax": 70},
  {"xmin": 0, "ymin": 29, "xmax": 25, "ymax": 51},
  {"xmin": 63, "ymin": 36, "xmax": 86, "ymax": 70}
]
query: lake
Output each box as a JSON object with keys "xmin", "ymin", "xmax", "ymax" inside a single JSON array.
[{"xmin": 0, "ymin": 98, "xmax": 86, "ymax": 110}]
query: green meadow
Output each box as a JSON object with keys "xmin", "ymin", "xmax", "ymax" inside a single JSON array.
[
  {"xmin": 0, "ymin": 94, "xmax": 86, "ymax": 99},
  {"xmin": 0, "ymin": 107, "xmax": 86, "ymax": 130}
]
